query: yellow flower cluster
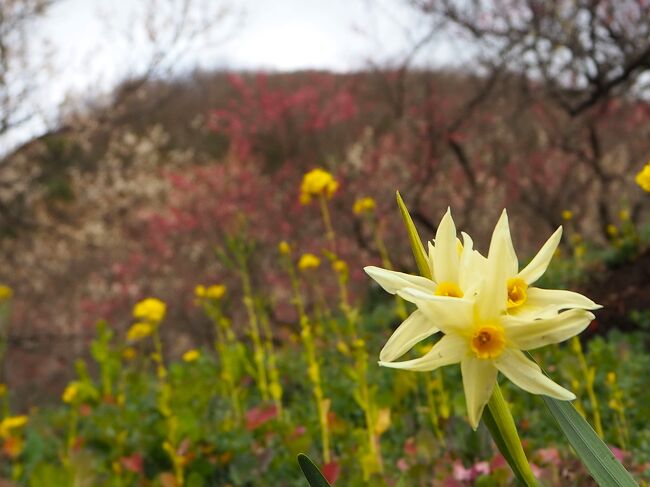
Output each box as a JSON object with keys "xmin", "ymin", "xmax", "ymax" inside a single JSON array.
[
  {"xmin": 182, "ymin": 349, "xmax": 200, "ymax": 362},
  {"xmin": 636, "ymin": 161, "xmax": 650, "ymax": 192},
  {"xmin": 195, "ymin": 284, "xmax": 226, "ymax": 300},
  {"xmin": 62, "ymin": 382, "xmax": 80, "ymax": 404},
  {"xmin": 127, "ymin": 322, "xmax": 154, "ymax": 342},
  {"xmin": 133, "ymin": 298, "xmax": 166, "ymax": 323},
  {"xmin": 298, "ymin": 253, "xmax": 321, "ymax": 271},
  {"xmin": 299, "ymin": 168, "xmax": 339, "ymax": 205},
  {"xmin": 353, "ymin": 197, "xmax": 376, "ymax": 215},
  {"xmin": 0, "ymin": 415, "xmax": 28, "ymax": 439},
  {"xmin": 0, "ymin": 285, "xmax": 12, "ymax": 301}
]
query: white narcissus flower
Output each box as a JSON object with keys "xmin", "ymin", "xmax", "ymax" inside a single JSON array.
[
  {"xmin": 368, "ymin": 209, "xmax": 599, "ymax": 430},
  {"xmin": 498, "ymin": 219, "xmax": 599, "ymax": 319},
  {"xmin": 365, "ymin": 209, "xmax": 483, "ymax": 363}
]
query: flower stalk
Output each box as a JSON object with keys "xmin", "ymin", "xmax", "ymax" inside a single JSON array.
[{"xmin": 571, "ymin": 336, "xmax": 604, "ymax": 438}]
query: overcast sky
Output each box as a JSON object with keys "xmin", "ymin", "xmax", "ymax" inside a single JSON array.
[{"xmin": 3, "ymin": 0, "xmax": 470, "ymax": 153}]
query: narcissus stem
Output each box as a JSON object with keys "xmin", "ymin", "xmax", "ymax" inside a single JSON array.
[{"xmin": 484, "ymin": 384, "xmax": 538, "ymax": 487}]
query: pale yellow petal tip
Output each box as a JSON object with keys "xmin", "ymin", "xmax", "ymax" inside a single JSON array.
[{"xmin": 378, "ymin": 360, "xmax": 403, "ymax": 369}]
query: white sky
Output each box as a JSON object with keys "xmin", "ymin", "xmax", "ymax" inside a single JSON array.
[{"xmin": 2, "ymin": 0, "xmax": 471, "ymax": 154}]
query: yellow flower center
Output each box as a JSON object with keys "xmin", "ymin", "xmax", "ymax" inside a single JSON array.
[
  {"xmin": 470, "ymin": 324, "xmax": 506, "ymax": 359},
  {"xmin": 507, "ymin": 277, "xmax": 528, "ymax": 309},
  {"xmin": 434, "ymin": 281, "xmax": 463, "ymax": 298}
]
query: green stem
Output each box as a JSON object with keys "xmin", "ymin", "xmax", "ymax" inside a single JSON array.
[{"xmin": 484, "ymin": 385, "xmax": 537, "ymax": 487}]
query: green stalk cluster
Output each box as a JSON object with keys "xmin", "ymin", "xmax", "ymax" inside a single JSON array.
[
  {"xmin": 280, "ymin": 247, "xmax": 331, "ymax": 463},
  {"xmin": 317, "ymin": 195, "xmax": 385, "ymax": 477},
  {"xmin": 202, "ymin": 300, "xmax": 243, "ymax": 423},
  {"xmin": 151, "ymin": 327, "xmax": 186, "ymax": 486},
  {"xmin": 571, "ymin": 336, "xmax": 604, "ymax": 438},
  {"xmin": 606, "ymin": 372, "xmax": 630, "ymax": 450}
]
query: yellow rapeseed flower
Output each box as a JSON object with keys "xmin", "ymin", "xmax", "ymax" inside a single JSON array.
[
  {"xmin": 205, "ymin": 285, "xmax": 226, "ymax": 300},
  {"xmin": 298, "ymin": 253, "xmax": 321, "ymax": 271},
  {"xmin": 299, "ymin": 168, "xmax": 339, "ymax": 205},
  {"xmin": 132, "ymin": 297, "xmax": 166, "ymax": 323},
  {"xmin": 0, "ymin": 384, "xmax": 6, "ymax": 397},
  {"xmin": 606, "ymin": 224, "xmax": 619, "ymax": 238},
  {"xmin": 122, "ymin": 347, "xmax": 137, "ymax": 361},
  {"xmin": 182, "ymin": 349, "xmax": 200, "ymax": 362},
  {"xmin": 195, "ymin": 284, "xmax": 226, "ymax": 300},
  {"xmin": 353, "ymin": 197, "xmax": 376, "ymax": 215},
  {"xmin": 635, "ymin": 162, "xmax": 650, "ymax": 192},
  {"xmin": 333, "ymin": 259, "xmax": 348, "ymax": 275},
  {"xmin": 0, "ymin": 415, "xmax": 28, "ymax": 439},
  {"xmin": 561, "ymin": 210, "xmax": 573, "ymax": 221},
  {"xmin": 127, "ymin": 322, "xmax": 154, "ymax": 342},
  {"xmin": 0, "ymin": 285, "xmax": 12, "ymax": 301},
  {"xmin": 62, "ymin": 382, "xmax": 80, "ymax": 404},
  {"xmin": 278, "ymin": 241, "xmax": 291, "ymax": 255},
  {"xmin": 619, "ymin": 209, "xmax": 630, "ymax": 221}
]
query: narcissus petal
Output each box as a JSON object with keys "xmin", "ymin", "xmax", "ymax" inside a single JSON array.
[
  {"xmin": 461, "ymin": 357, "xmax": 498, "ymax": 429},
  {"xmin": 503, "ymin": 309, "xmax": 595, "ymax": 350},
  {"xmin": 517, "ymin": 227, "xmax": 562, "ymax": 284},
  {"xmin": 379, "ymin": 309, "xmax": 439, "ymax": 362},
  {"xmin": 496, "ymin": 349, "xmax": 575, "ymax": 400},
  {"xmin": 379, "ymin": 334, "xmax": 467, "ymax": 372}
]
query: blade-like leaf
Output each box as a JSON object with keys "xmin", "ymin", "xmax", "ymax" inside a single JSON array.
[
  {"xmin": 542, "ymin": 396, "xmax": 638, "ymax": 487},
  {"xmin": 527, "ymin": 352, "xmax": 638, "ymax": 487},
  {"xmin": 297, "ymin": 454, "xmax": 332, "ymax": 487},
  {"xmin": 396, "ymin": 191, "xmax": 431, "ymax": 279}
]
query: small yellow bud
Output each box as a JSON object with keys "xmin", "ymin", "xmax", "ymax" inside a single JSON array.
[
  {"xmin": 336, "ymin": 341, "xmax": 350, "ymax": 355},
  {"xmin": 635, "ymin": 162, "xmax": 650, "ymax": 192},
  {"xmin": 307, "ymin": 363, "xmax": 320, "ymax": 383},
  {"xmin": 561, "ymin": 210, "xmax": 573, "ymax": 221},
  {"xmin": 270, "ymin": 382, "xmax": 283, "ymax": 400},
  {"xmin": 0, "ymin": 285, "xmax": 12, "ymax": 301},
  {"xmin": 278, "ymin": 241, "xmax": 291, "ymax": 255},
  {"xmin": 353, "ymin": 197, "xmax": 376, "ymax": 215},
  {"xmin": 0, "ymin": 415, "xmax": 28, "ymax": 439},
  {"xmin": 62, "ymin": 382, "xmax": 80, "ymax": 404},
  {"xmin": 194, "ymin": 285, "xmax": 206, "ymax": 298},
  {"xmin": 0, "ymin": 384, "xmax": 6, "ymax": 397},
  {"xmin": 182, "ymin": 349, "xmax": 200, "ymax": 362},
  {"xmin": 619, "ymin": 209, "xmax": 630, "ymax": 221},
  {"xmin": 205, "ymin": 285, "xmax": 226, "ymax": 300},
  {"xmin": 298, "ymin": 253, "xmax": 321, "ymax": 271},
  {"xmin": 606, "ymin": 372, "xmax": 616, "ymax": 385},
  {"xmin": 122, "ymin": 347, "xmax": 137, "ymax": 361},
  {"xmin": 332, "ymin": 259, "xmax": 348, "ymax": 275},
  {"xmin": 606, "ymin": 224, "xmax": 619, "ymax": 237},
  {"xmin": 126, "ymin": 322, "xmax": 154, "ymax": 342},
  {"xmin": 374, "ymin": 408, "xmax": 391, "ymax": 436}
]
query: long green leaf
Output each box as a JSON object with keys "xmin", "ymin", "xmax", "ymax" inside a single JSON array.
[
  {"xmin": 297, "ymin": 454, "xmax": 332, "ymax": 487},
  {"xmin": 395, "ymin": 191, "xmax": 431, "ymax": 279},
  {"xmin": 542, "ymin": 396, "xmax": 638, "ymax": 487}
]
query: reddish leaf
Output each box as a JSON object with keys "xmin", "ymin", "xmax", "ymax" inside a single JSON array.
[
  {"xmin": 245, "ymin": 404, "xmax": 277, "ymax": 431},
  {"xmin": 322, "ymin": 460, "xmax": 340, "ymax": 484},
  {"xmin": 121, "ymin": 453, "xmax": 144, "ymax": 474}
]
